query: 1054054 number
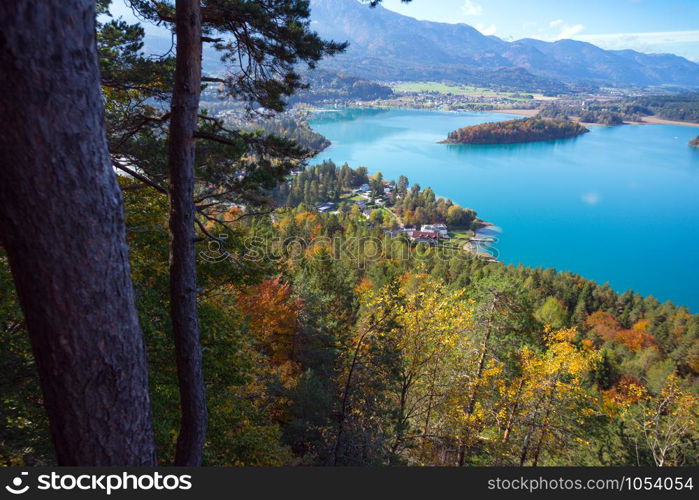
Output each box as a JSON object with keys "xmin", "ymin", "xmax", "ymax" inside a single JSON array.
[{"xmin": 622, "ymin": 476, "xmax": 694, "ymax": 491}]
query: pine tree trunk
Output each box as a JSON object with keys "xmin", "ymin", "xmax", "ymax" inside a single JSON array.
[
  {"xmin": 334, "ymin": 327, "xmax": 373, "ymax": 465},
  {"xmin": 519, "ymin": 426, "xmax": 533, "ymax": 466},
  {"xmin": 421, "ymin": 362, "xmax": 440, "ymax": 445},
  {"xmin": 0, "ymin": 0, "xmax": 156, "ymax": 465},
  {"xmin": 502, "ymin": 378, "xmax": 525, "ymax": 444},
  {"xmin": 531, "ymin": 382, "xmax": 556, "ymax": 466},
  {"xmin": 389, "ymin": 378, "xmax": 410, "ymax": 461},
  {"xmin": 519, "ymin": 407, "xmax": 542, "ymax": 466},
  {"xmin": 459, "ymin": 301, "xmax": 496, "ymax": 466},
  {"xmin": 168, "ymin": 0, "xmax": 207, "ymax": 466}
]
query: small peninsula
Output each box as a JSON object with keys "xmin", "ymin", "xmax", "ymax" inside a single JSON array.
[
  {"xmin": 690, "ymin": 136, "xmax": 699, "ymax": 147},
  {"xmin": 440, "ymin": 117, "xmax": 590, "ymax": 145}
]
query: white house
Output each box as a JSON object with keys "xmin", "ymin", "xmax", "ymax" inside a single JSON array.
[{"xmin": 420, "ymin": 224, "xmax": 449, "ymax": 237}]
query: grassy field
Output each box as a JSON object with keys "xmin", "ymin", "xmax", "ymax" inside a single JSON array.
[
  {"xmin": 450, "ymin": 229, "xmax": 474, "ymax": 240},
  {"xmin": 392, "ymin": 81, "xmax": 546, "ymax": 101}
]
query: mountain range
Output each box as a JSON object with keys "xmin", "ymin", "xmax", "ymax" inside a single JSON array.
[{"xmin": 308, "ymin": 0, "xmax": 699, "ymax": 90}]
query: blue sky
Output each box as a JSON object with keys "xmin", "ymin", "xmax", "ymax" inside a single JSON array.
[{"xmin": 381, "ymin": 0, "xmax": 699, "ymax": 61}]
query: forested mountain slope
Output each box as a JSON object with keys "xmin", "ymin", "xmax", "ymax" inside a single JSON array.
[{"xmin": 309, "ymin": 0, "xmax": 699, "ymax": 89}]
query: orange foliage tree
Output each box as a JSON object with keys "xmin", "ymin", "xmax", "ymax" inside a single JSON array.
[
  {"xmin": 237, "ymin": 277, "xmax": 302, "ymax": 369},
  {"xmin": 585, "ymin": 311, "xmax": 620, "ymax": 342},
  {"xmin": 614, "ymin": 329, "xmax": 657, "ymax": 351},
  {"xmin": 586, "ymin": 311, "xmax": 657, "ymax": 351}
]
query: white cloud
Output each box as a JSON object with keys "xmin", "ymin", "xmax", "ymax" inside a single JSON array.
[
  {"xmin": 558, "ymin": 23, "xmax": 585, "ymax": 39},
  {"xmin": 574, "ymin": 30, "xmax": 699, "ymax": 60},
  {"xmin": 540, "ymin": 19, "xmax": 585, "ymax": 40},
  {"xmin": 461, "ymin": 0, "xmax": 483, "ymax": 17},
  {"xmin": 476, "ymin": 23, "xmax": 497, "ymax": 36},
  {"xmin": 576, "ymin": 29, "xmax": 699, "ymax": 47},
  {"xmin": 523, "ymin": 25, "xmax": 699, "ymax": 60},
  {"xmin": 582, "ymin": 192, "xmax": 601, "ymax": 205}
]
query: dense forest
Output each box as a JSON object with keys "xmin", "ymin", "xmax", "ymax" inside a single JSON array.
[
  {"xmin": 273, "ymin": 160, "xmax": 370, "ymax": 206},
  {"xmin": 625, "ymin": 93, "xmax": 699, "ymax": 123},
  {"xmin": 538, "ymin": 95, "xmax": 699, "ymax": 126},
  {"xmin": 442, "ymin": 118, "xmax": 589, "ymax": 145},
  {"xmin": 242, "ymin": 116, "xmax": 331, "ymax": 154},
  {"xmin": 289, "ymin": 70, "xmax": 394, "ymax": 104},
  {"xmin": 2, "ymin": 156, "xmax": 698, "ymax": 466},
  {"xmin": 3, "ymin": 170, "xmax": 698, "ymax": 466},
  {"xmin": 0, "ymin": 0, "xmax": 697, "ymax": 469},
  {"xmin": 538, "ymin": 102, "xmax": 638, "ymax": 126},
  {"xmin": 390, "ymin": 176, "xmax": 478, "ymax": 229}
]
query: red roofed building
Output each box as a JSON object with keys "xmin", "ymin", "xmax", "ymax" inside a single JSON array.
[{"xmin": 408, "ymin": 231, "xmax": 440, "ymax": 245}]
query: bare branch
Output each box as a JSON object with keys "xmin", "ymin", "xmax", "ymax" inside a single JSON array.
[{"xmin": 113, "ymin": 158, "xmax": 168, "ymax": 195}]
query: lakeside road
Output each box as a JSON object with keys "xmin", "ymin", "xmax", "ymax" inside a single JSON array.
[
  {"xmin": 637, "ymin": 115, "xmax": 699, "ymax": 128},
  {"xmin": 491, "ymin": 108, "xmax": 699, "ymax": 128},
  {"xmin": 491, "ymin": 108, "xmax": 539, "ymax": 117}
]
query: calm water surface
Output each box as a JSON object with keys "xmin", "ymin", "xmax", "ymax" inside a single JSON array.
[{"xmin": 309, "ymin": 108, "xmax": 699, "ymax": 311}]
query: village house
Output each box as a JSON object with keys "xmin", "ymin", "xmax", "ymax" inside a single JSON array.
[
  {"xmin": 421, "ymin": 223, "xmax": 449, "ymax": 237},
  {"xmin": 316, "ymin": 202, "xmax": 336, "ymax": 213},
  {"xmin": 408, "ymin": 230, "xmax": 441, "ymax": 245}
]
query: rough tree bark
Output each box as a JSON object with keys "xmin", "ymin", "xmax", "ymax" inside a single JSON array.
[
  {"xmin": 0, "ymin": 0, "xmax": 156, "ymax": 465},
  {"xmin": 168, "ymin": 0, "xmax": 207, "ymax": 466}
]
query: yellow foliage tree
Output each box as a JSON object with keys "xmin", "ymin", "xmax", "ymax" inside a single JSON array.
[
  {"xmin": 334, "ymin": 273, "xmax": 475, "ymax": 465},
  {"xmin": 510, "ymin": 328, "xmax": 600, "ymax": 466},
  {"xmin": 630, "ymin": 374, "xmax": 698, "ymax": 466}
]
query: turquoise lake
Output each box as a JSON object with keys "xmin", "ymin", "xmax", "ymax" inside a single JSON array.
[{"xmin": 309, "ymin": 108, "xmax": 699, "ymax": 311}]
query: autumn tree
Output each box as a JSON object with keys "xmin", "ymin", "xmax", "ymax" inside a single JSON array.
[
  {"xmin": 514, "ymin": 329, "xmax": 599, "ymax": 466},
  {"xmin": 332, "ymin": 274, "xmax": 475, "ymax": 465},
  {"xmin": 120, "ymin": 178, "xmax": 291, "ymax": 465},
  {"xmin": 378, "ymin": 275, "xmax": 473, "ymax": 462},
  {"xmin": 457, "ymin": 276, "xmax": 532, "ymax": 465},
  {"xmin": 237, "ymin": 277, "xmax": 302, "ymax": 369},
  {"xmin": 629, "ymin": 375, "xmax": 698, "ymax": 466},
  {"xmin": 585, "ymin": 310, "xmax": 621, "ymax": 342}
]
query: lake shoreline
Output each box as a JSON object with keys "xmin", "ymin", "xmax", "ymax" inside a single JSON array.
[
  {"xmin": 309, "ymin": 107, "xmax": 699, "ymax": 310},
  {"xmin": 308, "ymin": 105, "xmax": 699, "ymax": 128},
  {"xmin": 491, "ymin": 108, "xmax": 699, "ymax": 128}
]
